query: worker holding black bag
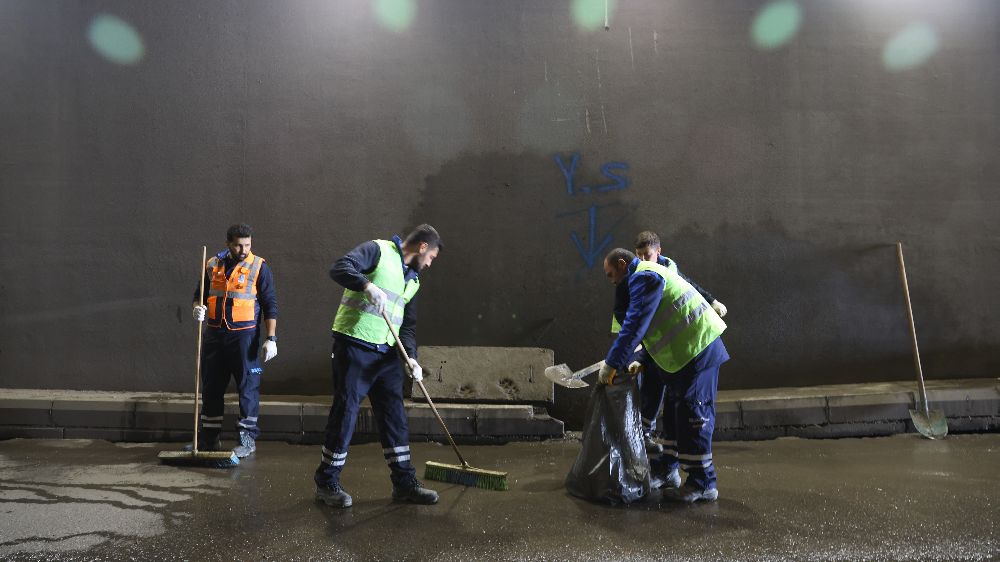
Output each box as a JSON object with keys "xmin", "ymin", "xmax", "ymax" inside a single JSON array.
[{"xmin": 567, "ymin": 247, "xmax": 729, "ymax": 505}]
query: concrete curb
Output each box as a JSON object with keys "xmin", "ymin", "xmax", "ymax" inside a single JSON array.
[
  {"xmin": 1, "ymin": 378, "xmax": 997, "ymax": 443},
  {"xmin": 713, "ymin": 378, "xmax": 1000, "ymax": 440},
  {"xmin": 0, "ymin": 389, "xmax": 564, "ymax": 444}
]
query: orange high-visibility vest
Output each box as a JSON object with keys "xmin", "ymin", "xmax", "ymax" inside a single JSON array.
[{"xmin": 205, "ymin": 251, "xmax": 265, "ymax": 330}]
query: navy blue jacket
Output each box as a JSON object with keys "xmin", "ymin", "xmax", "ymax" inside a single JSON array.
[
  {"xmin": 606, "ymin": 258, "xmax": 727, "ymax": 371},
  {"xmin": 329, "ymin": 235, "xmax": 418, "ymax": 358},
  {"xmin": 194, "ymin": 250, "xmax": 278, "ymax": 330}
]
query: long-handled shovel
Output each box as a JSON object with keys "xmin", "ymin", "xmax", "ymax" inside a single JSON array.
[
  {"xmin": 544, "ymin": 360, "xmax": 603, "ymax": 388},
  {"xmin": 896, "ymin": 242, "xmax": 948, "ymax": 439},
  {"xmin": 544, "ymin": 345, "xmax": 644, "ymax": 389}
]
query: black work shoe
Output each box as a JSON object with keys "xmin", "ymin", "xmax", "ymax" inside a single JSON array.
[
  {"xmin": 392, "ymin": 477, "xmax": 439, "ymax": 505},
  {"xmin": 183, "ymin": 436, "xmax": 222, "ymax": 452},
  {"xmin": 315, "ymin": 483, "xmax": 353, "ymax": 508},
  {"xmin": 233, "ymin": 430, "xmax": 256, "ymax": 458}
]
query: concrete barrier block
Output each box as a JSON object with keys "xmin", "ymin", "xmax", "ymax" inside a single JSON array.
[
  {"xmin": 827, "ymin": 392, "xmax": 913, "ymax": 423},
  {"xmin": 416, "ymin": 346, "xmax": 554, "ymax": 403},
  {"xmin": 740, "ymin": 397, "xmax": 827, "ymax": 427}
]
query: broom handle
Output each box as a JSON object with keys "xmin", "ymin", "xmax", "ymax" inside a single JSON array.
[
  {"xmin": 896, "ymin": 242, "xmax": 929, "ymax": 415},
  {"xmin": 192, "ymin": 246, "xmax": 207, "ymax": 454},
  {"xmin": 381, "ymin": 311, "xmax": 469, "ymax": 468}
]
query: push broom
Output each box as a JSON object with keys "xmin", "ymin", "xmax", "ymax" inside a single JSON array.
[
  {"xmin": 158, "ymin": 246, "xmax": 239, "ymax": 468},
  {"xmin": 381, "ymin": 312, "xmax": 508, "ymax": 491}
]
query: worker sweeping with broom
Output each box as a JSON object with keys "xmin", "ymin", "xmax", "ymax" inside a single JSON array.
[{"xmin": 313, "ymin": 225, "xmax": 443, "ymax": 508}]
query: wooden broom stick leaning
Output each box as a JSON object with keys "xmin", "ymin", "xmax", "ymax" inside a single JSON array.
[{"xmin": 192, "ymin": 245, "xmax": 207, "ymax": 453}]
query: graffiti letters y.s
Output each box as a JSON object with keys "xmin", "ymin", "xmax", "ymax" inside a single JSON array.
[{"xmin": 554, "ymin": 153, "xmax": 631, "ymax": 269}]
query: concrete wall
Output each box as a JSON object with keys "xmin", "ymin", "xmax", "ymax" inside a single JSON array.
[{"xmin": 1, "ymin": 0, "xmax": 997, "ymax": 428}]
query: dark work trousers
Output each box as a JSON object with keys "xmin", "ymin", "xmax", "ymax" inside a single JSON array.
[
  {"xmin": 199, "ymin": 328, "xmax": 262, "ymax": 441},
  {"xmin": 314, "ymin": 337, "xmax": 416, "ymax": 488},
  {"xmin": 639, "ymin": 361, "xmax": 678, "ymax": 463},
  {"xmin": 649, "ymin": 338, "xmax": 728, "ymax": 491}
]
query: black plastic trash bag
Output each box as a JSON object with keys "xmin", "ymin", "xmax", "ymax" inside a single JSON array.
[{"xmin": 565, "ymin": 376, "xmax": 650, "ymax": 505}]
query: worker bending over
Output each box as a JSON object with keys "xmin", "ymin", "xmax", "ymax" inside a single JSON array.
[{"xmin": 600, "ymin": 247, "xmax": 729, "ymax": 502}]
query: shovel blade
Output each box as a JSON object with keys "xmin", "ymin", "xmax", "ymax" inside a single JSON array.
[
  {"xmin": 909, "ymin": 408, "xmax": 948, "ymax": 440},
  {"xmin": 544, "ymin": 364, "xmax": 589, "ymax": 388}
]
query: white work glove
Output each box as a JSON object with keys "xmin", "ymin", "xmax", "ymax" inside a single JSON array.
[
  {"xmin": 627, "ymin": 361, "xmax": 644, "ymax": 375},
  {"xmin": 407, "ymin": 358, "xmax": 423, "ymax": 382},
  {"xmin": 364, "ymin": 283, "xmax": 389, "ymax": 315},
  {"xmin": 711, "ymin": 299, "xmax": 727, "ymax": 318},
  {"xmin": 260, "ymin": 340, "xmax": 277, "ymax": 363},
  {"xmin": 192, "ymin": 305, "xmax": 207, "ymax": 322},
  {"xmin": 597, "ymin": 363, "xmax": 617, "ymax": 385}
]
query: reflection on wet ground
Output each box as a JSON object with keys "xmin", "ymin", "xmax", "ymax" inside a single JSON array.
[{"xmin": 0, "ymin": 435, "xmax": 997, "ymax": 561}]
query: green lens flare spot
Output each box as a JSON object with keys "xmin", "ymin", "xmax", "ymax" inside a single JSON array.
[
  {"xmin": 883, "ymin": 23, "xmax": 938, "ymax": 72},
  {"xmin": 751, "ymin": 0, "xmax": 802, "ymax": 50},
  {"xmin": 87, "ymin": 13, "xmax": 144, "ymax": 65},
  {"xmin": 572, "ymin": 0, "xmax": 614, "ymax": 31},
  {"xmin": 373, "ymin": 0, "xmax": 416, "ymax": 32}
]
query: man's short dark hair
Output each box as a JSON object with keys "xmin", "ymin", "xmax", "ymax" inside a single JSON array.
[
  {"xmin": 404, "ymin": 224, "xmax": 443, "ymax": 251},
  {"xmin": 634, "ymin": 231, "xmax": 660, "ymax": 251},
  {"xmin": 226, "ymin": 223, "xmax": 253, "ymax": 242},
  {"xmin": 605, "ymin": 248, "xmax": 636, "ymax": 265}
]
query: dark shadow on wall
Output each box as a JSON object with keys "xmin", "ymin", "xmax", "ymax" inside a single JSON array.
[
  {"xmin": 658, "ymin": 223, "xmax": 912, "ymax": 393},
  {"xmin": 396, "ymin": 156, "xmax": 998, "ymax": 430},
  {"xmin": 404, "ymin": 150, "xmax": 644, "ymax": 427}
]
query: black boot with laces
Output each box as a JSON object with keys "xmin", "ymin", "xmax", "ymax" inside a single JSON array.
[
  {"xmin": 315, "ymin": 482, "xmax": 353, "ymax": 508},
  {"xmin": 392, "ymin": 476, "xmax": 439, "ymax": 505}
]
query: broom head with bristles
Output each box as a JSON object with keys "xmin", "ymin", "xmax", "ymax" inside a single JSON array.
[
  {"xmin": 424, "ymin": 460, "xmax": 509, "ymax": 491},
  {"xmin": 158, "ymin": 450, "xmax": 240, "ymax": 468}
]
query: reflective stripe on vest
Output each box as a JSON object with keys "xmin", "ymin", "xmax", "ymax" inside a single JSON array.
[
  {"xmin": 205, "ymin": 252, "xmax": 263, "ymax": 331},
  {"xmin": 635, "ymin": 260, "xmax": 725, "ymax": 373},
  {"xmin": 331, "ymin": 239, "xmax": 419, "ymax": 346}
]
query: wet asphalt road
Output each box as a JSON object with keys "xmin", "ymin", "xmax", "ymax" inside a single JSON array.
[{"xmin": 0, "ymin": 434, "xmax": 998, "ymax": 561}]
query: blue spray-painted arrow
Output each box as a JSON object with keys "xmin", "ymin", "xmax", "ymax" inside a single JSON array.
[{"xmin": 569, "ymin": 205, "xmax": 614, "ymax": 268}]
